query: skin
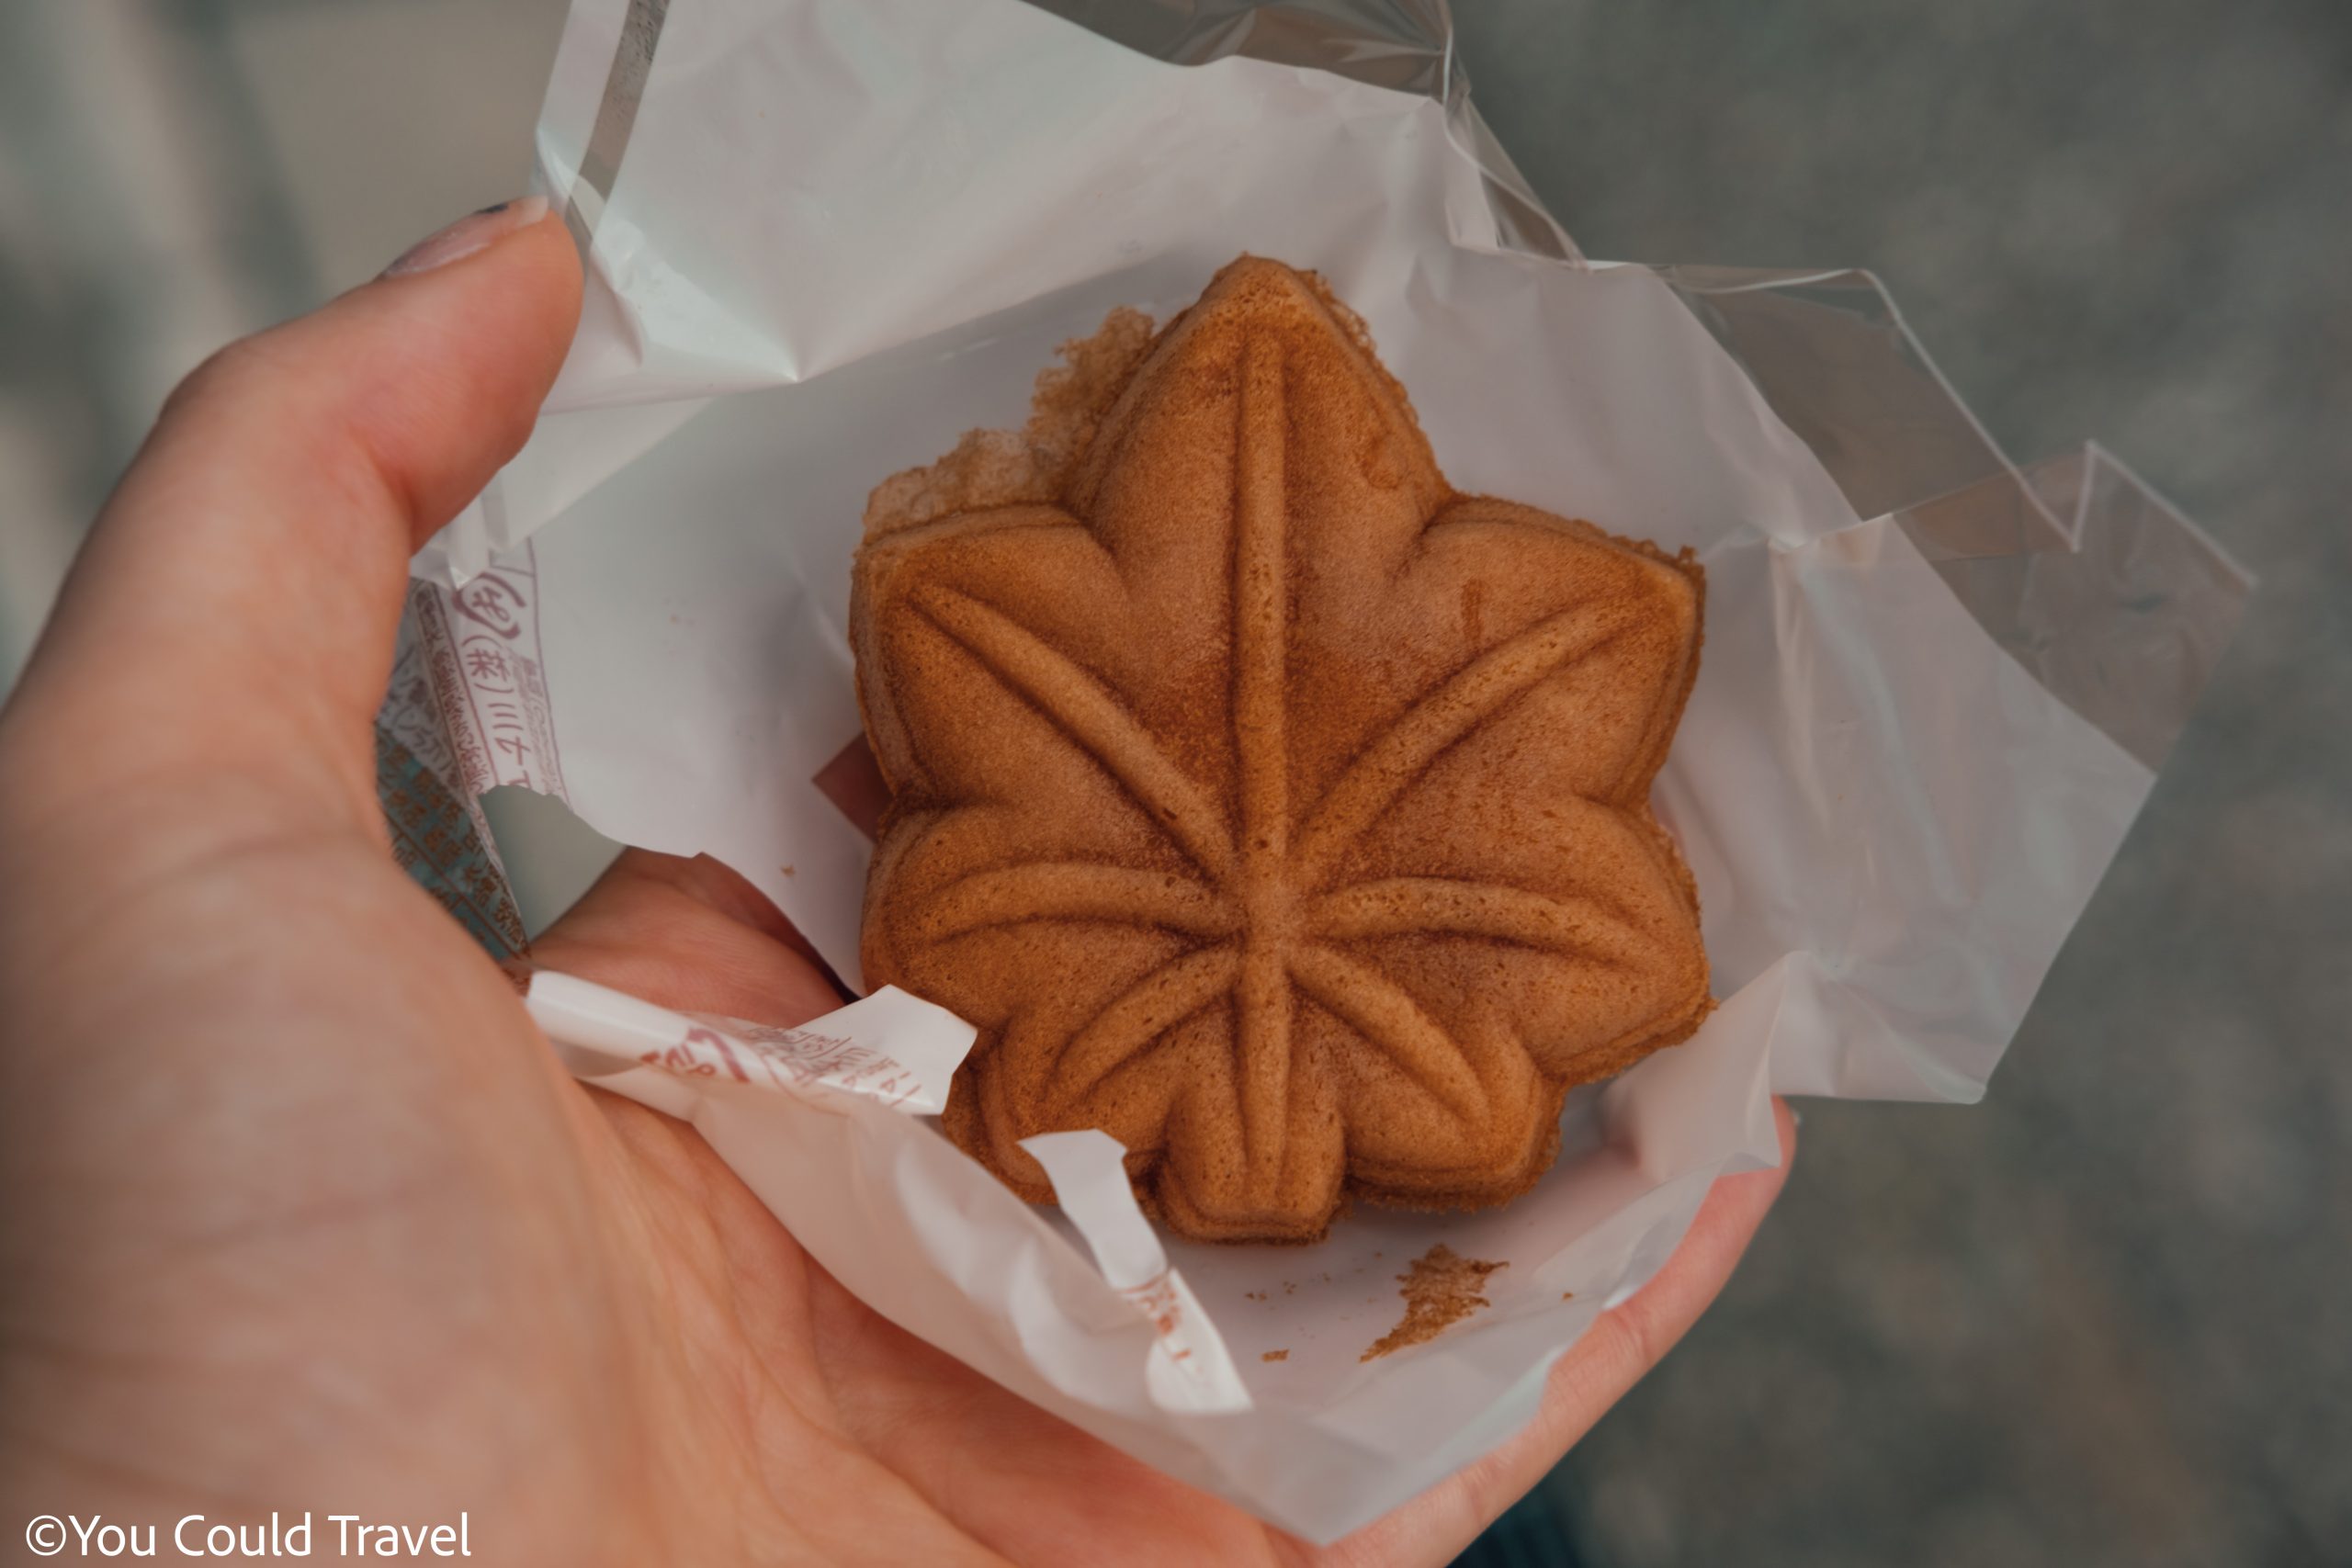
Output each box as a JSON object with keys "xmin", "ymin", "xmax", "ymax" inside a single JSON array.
[{"xmin": 0, "ymin": 209, "xmax": 1793, "ymax": 1566}]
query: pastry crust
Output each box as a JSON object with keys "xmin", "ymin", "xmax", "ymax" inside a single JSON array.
[{"xmin": 854, "ymin": 257, "xmax": 1710, "ymax": 1244}]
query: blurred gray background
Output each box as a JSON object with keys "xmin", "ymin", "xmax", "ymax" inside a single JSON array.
[{"xmin": 2, "ymin": 2, "xmax": 2345, "ymax": 1564}]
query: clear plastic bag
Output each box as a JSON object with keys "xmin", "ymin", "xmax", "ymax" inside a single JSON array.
[{"xmin": 376, "ymin": 0, "xmax": 2248, "ymax": 1540}]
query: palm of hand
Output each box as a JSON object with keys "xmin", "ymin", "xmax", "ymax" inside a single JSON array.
[{"xmin": 527, "ymin": 852, "xmax": 1345, "ymax": 1567}]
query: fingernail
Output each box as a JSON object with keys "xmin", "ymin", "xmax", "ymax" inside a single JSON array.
[{"xmin": 382, "ymin": 195, "xmax": 550, "ymax": 278}]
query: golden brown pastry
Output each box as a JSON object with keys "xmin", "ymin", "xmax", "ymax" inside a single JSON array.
[{"xmin": 853, "ymin": 256, "xmax": 1710, "ymax": 1244}]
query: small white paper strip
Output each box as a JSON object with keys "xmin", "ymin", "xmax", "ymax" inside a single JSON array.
[
  {"xmin": 527, "ymin": 970, "xmax": 971, "ymax": 1115},
  {"xmin": 1024, "ymin": 1130, "xmax": 1253, "ymax": 1416}
]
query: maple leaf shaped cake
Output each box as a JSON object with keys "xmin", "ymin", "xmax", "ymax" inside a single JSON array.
[{"xmin": 852, "ymin": 257, "xmax": 1711, "ymax": 1244}]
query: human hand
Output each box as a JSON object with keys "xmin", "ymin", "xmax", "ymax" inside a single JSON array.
[{"xmin": 0, "ymin": 202, "xmax": 1793, "ymax": 1566}]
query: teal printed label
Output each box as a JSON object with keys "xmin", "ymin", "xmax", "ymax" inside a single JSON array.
[{"xmin": 377, "ymin": 721, "xmax": 527, "ymax": 960}]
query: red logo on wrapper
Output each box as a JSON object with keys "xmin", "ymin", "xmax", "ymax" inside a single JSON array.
[{"xmin": 410, "ymin": 546, "xmax": 569, "ymax": 799}]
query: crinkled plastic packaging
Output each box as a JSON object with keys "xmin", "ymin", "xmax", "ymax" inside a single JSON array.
[{"xmin": 375, "ymin": 0, "xmax": 2250, "ymax": 1540}]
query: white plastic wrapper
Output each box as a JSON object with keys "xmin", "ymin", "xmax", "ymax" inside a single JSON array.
[{"xmin": 375, "ymin": 0, "xmax": 2252, "ymax": 1541}]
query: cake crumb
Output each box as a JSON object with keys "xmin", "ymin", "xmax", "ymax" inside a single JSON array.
[
  {"xmin": 1360, "ymin": 1245, "xmax": 1506, "ymax": 1362},
  {"xmin": 862, "ymin": 307, "xmax": 1157, "ymax": 536},
  {"xmin": 1561, "ymin": 1291, "xmax": 1576, "ymax": 1302},
  {"xmin": 1244, "ymin": 1291, "xmax": 1267, "ymax": 1303},
  {"xmin": 1261, "ymin": 1349, "xmax": 1289, "ymax": 1363}
]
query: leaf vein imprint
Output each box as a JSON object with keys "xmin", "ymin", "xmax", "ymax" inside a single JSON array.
[{"xmin": 910, "ymin": 584, "xmax": 1235, "ymax": 880}]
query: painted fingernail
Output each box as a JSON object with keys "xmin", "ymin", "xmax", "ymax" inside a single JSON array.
[{"xmin": 382, "ymin": 195, "xmax": 551, "ymax": 278}]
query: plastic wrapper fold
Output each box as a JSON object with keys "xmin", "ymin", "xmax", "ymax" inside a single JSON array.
[{"xmin": 374, "ymin": 0, "xmax": 2250, "ymax": 1540}]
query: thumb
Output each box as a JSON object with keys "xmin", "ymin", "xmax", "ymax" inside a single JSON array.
[{"xmin": 5, "ymin": 198, "xmax": 582, "ymax": 834}]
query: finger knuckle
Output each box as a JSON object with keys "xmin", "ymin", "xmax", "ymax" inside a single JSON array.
[{"xmin": 161, "ymin": 335, "xmax": 276, "ymax": 423}]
